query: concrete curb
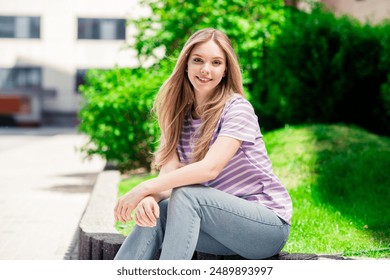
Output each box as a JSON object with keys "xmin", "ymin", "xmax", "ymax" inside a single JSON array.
[
  {"xmin": 78, "ymin": 170, "xmax": 125, "ymax": 260},
  {"xmin": 196, "ymin": 252, "xmax": 349, "ymax": 260}
]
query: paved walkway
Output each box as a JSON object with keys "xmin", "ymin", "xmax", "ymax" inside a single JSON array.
[{"xmin": 0, "ymin": 127, "xmax": 105, "ymax": 260}]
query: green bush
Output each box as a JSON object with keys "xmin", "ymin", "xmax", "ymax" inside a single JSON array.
[
  {"xmin": 78, "ymin": 63, "xmax": 171, "ymax": 171},
  {"xmin": 380, "ymin": 23, "xmax": 390, "ymax": 121},
  {"xmin": 259, "ymin": 6, "xmax": 390, "ymax": 135}
]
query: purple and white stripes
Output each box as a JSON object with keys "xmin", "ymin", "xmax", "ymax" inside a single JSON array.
[{"xmin": 177, "ymin": 95, "xmax": 292, "ymax": 224}]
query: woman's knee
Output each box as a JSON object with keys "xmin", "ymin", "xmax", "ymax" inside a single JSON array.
[
  {"xmin": 168, "ymin": 185, "xmax": 211, "ymax": 212},
  {"xmin": 170, "ymin": 185, "xmax": 206, "ymax": 202}
]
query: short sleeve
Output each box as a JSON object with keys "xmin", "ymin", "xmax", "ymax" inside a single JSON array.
[{"xmin": 218, "ymin": 98, "xmax": 258, "ymax": 144}]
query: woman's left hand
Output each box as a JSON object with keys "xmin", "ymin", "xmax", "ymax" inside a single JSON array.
[
  {"xmin": 134, "ymin": 196, "xmax": 160, "ymax": 227},
  {"xmin": 114, "ymin": 185, "xmax": 145, "ymax": 223}
]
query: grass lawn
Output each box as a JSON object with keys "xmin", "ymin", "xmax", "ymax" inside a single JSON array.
[{"xmin": 116, "ymin": 124, "xmax": 390, "ymax": 258}]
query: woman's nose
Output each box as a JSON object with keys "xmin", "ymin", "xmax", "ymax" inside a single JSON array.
[{"xmin": 201, "ymin": 64, "xmax": 210, "ymax": 75}]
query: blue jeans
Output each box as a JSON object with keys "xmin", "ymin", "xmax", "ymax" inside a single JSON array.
[{"xmin": 114, "ymin": 185, "xmax": 290, "ymax": 260}]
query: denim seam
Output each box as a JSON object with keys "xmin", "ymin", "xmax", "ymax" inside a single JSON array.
[
  {"xmin": 183, "ymin": 214, "xmax": 196, "ymax": 259},
  {"xmin": 138, "ymin": 228, "xmax": 158, "ymax": 260}
]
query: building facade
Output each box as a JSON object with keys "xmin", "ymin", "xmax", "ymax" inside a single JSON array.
[
  {"xmin": 321, "ymin": 0, "xmax": 390, "ymax": 24},
  {"xmin": 0, "ymin": 0, "xmax": 145, "ymax": 126},
  {"xmin": 286, "ymin": 0, "xmax": 390, "ymax": 24}
]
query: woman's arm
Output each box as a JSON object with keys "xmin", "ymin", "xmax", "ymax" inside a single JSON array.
[
  {"xmin": 148, "ymin": 151, "xmax": 183, "ymax": 202},
  {"xmin": 115, "ymin": 136, "xmax": 241, "ymax": 223},
  {"xmin": 146, "ymin": 136, "xmax": 241, "ymax": 193}
]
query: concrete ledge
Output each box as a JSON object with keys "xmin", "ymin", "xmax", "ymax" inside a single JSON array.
[
  {"xmin": 78, "ymin": 170, "xmax": 125, "ymax": 260},
  {"xmin": 78, "ymin": 170, "xmax": 348, "ymax": 260},
  {"xmin": 196, "ymin": 252, "xmax": 347, "ymax": 260}
]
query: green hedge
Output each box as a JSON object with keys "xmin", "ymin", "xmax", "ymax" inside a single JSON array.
[
  {"xmin": 78, "ymin": 63, "xmax": 171, "ymax": 171},
  {"xmin": 380, "ymin": 23, "xmax": 390, "ymax": 120},
  {"xmin": 258, "ymin": 6, "xmax": 390, "ymax": 135}
]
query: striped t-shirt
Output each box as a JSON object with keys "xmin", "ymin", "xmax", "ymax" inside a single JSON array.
[{"xmin": 177, "ymin": 95, "xmax": 293, "ymax": 224}]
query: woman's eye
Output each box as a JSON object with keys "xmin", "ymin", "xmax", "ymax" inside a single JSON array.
[
  {"xmin": 213, "ymin": 61, "xmax": 222, "ymax": 65},
  {"xmin": 194, "ymin": 58, "xmax": 202, "ymax": 63}
]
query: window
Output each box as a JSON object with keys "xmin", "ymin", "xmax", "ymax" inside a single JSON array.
[
  {"xmin": 78, "ymin": 18, "xmax": 126, "ymax": 40},
  {"xmin": 75, "ymin": 69, "xmax": 88, "ymax": 92},
  {"xmin": 0, "ymin": 16, "xmax": 40, "ymax": 39},
  {"xmin": 0, "ymin": 67, "xmax": 42, "ymax": 89}
]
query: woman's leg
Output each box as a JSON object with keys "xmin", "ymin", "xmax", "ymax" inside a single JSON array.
[
  {"xmin": 159, "ymin": 185, "xmax": 290, "ymax": 260},
  {"xmin": 114, "ymin": 197, "xmax": 236, "ymax": 259},
  {"xmin": 114, "ymin": 199, "xmax": 169, "ymax": 260}
]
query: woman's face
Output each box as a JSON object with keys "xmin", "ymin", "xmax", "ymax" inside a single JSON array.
[{"xmin": 187, "ymin": 40, "xmax": 226, "ymax": 102}]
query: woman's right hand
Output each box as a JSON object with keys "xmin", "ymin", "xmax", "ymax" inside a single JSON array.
[{"xmin": 134, "ymin": 195, "xmax": 160, "ymax": 227}]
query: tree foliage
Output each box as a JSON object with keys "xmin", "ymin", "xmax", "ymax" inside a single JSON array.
[
  {"xmin": 78, "ymin": 64, "xmax": 171, "ymax": 171},
  {"xmin": 260, "ymin": 6, "xmax": 390, "ymax": 135}
]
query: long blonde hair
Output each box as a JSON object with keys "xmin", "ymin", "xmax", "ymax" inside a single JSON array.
[{"xmin": 153, "ymin": 28, "xmax": 244, "ymax": 168}]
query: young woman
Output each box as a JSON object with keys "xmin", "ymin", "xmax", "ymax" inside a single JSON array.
[{"xmin": 114, "ymin": 28, "xmax": 292, "ymax": 260}]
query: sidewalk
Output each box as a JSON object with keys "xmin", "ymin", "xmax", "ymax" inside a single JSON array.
[{"xmin": 0, "ymin": 127, "xmax": 105, "ymax": 260}]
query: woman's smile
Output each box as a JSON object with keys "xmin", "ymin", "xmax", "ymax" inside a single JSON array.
[{"xmin": 196, "ymin": 76, "xmax": 212, "ymax": 83}]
